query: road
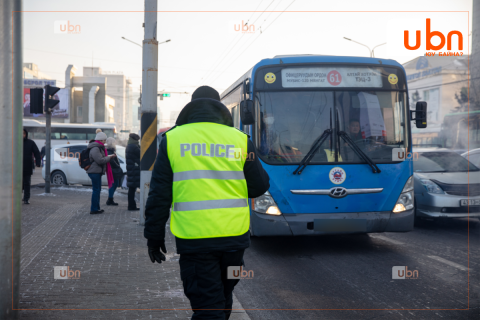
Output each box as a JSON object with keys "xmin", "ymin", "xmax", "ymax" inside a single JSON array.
[{"xmin": 234, "ymin": 217, "xmax": 480, "ymax": 319}]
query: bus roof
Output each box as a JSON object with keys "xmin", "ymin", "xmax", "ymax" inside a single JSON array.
[
  {"xmin": 23, "ymin": 119, "xmax": 116, "ymax": 128},
  {"xmin": 220, "ymin": 54, "xmax": 404, "ymax": 99}
]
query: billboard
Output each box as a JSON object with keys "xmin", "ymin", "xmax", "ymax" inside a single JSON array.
[{"xmin": 23, "ymin": 87, "xmax": 68, "ymax": 118}]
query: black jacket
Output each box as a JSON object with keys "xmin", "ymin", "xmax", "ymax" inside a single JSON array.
[
  {"xmin": 23, "ymin": 129, "xmax": 41, "ymax": 176},
  {"xmin": 107, "ymin": 148, "xmax": 124, "ymax": 180},
  {"xmin": 144, "ymin": 98, "xmax": 270, "ymax": 254},
  {"xmin": 126, "ymin": 142, "xmax": 140, "ymax": 188}
]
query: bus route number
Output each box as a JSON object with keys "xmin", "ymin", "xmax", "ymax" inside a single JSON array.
[{"xmin": 327, "ymin": 70, "xmax": 342, "ymax": 86}]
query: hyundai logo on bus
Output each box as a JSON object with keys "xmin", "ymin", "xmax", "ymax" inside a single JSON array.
[
  {"xmin": 392, "ymin": 266, "xmax": 419, "ymax": 280},
  {"xmin": 329, "ymin": 187, "xmax": 348, "ymax": 198},
  {"xmin": 387, "ymin": 17, "xmax": 466, "ymax": 57},
  {"xmin": 392, "ymin": 148, "xmax": 419, "ymax": 161}
]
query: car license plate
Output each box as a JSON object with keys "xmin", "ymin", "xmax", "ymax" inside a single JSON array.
[{"xmin": 460, "ymin": 199, "xmax": 480, "ymax": 206}]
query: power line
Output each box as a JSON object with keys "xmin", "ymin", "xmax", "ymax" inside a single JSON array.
[
  {"xmin": 209, "ymin": 0, "xmax": 297, "ymax": 86},
  {"xmin": 201, "ymin": 0, "xmax": 276, "ymax": 85}
]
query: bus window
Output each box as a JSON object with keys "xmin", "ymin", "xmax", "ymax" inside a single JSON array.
[
  {"xmin": 51, "ymin": 133, "xmax": 60, "ymax": 139},
  {"xmin": 87, "ymin": 133, "xmax": 96, "ymax": 140},
  {"xmin": 103, "ymin": 129, "xmax": 114, "ymax": 138},
  {"xmin": 64, "ymin": 132, "xmax": 87, "ymax": 140}
]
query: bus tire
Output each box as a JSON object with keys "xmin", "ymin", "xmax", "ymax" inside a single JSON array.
[{"xmin": 51, "ymin": 171, "xmax": 67, "ymax": 185}]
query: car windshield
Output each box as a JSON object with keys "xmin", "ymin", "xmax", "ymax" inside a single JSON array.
[
  {"xmin": 414, "ymin": 152, "xmax": 480, "ymax": 172},
  {"xmin": 255, "ymin": 90, "xmax": 407, "ymax": 164}
]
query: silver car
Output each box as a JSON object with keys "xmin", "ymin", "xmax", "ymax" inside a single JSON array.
[{"xmin": 413, "ymin": 149, "xmax": 480, "ymax": 220}]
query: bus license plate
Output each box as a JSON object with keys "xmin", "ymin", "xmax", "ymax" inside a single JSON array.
[
  {"xmin": 460, "ymin": 199, "xmax": 480, "ymax": 206},
  {"xmin": 314, "ymin": 219, "xmax": 366, "ymax": 233}
]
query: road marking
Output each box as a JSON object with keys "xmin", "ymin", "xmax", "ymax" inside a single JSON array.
[
  {"xmin": 427, "ymin": 255, "xmax": 471, "ymax": 271},
  {"xmin": 369, "ymin": 235, "xmax": 405, "ymax": 245}
]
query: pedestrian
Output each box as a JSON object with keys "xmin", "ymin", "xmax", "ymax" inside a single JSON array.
[
  {"xmin": 126, "ymin": 133, "xmax": 141, "ymax": 211},
  {"xmin": 22, "ymin": 129, "xmax": 41, "ymax": 204},
  {"xmin": 105, "ymin": 137, "xmax": 123, "ymax": 206},
  {"xmin": 86, "ymin": 131, "xmax": 116, "ymax": 214},
  {"xmin": 144, "ymin": 86, "xmax": 270, "ymax": 320}
]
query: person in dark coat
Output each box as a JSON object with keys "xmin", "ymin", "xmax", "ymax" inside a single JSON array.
[
  {"xmin": 40, "ymin": 143, "xmax": 46, "ymax": 167},
  {"xmin": 144, "ymin": 86, "xmax": 270, "ymax": 320},
  {"xmin": 106, "ymin": 137, "xmax": 124, "ymax": 206},
  {"xmin": 126, "ymin": 133, "xmax": 141, "ymax": 210},
  {"xmin": 23, "ymin": 129, "xmax": 41, "ymax": 204}
]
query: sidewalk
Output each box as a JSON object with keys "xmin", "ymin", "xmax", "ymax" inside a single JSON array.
[{"xmin": 19, "ymin": 186, "xmax": 250, "ymax": 319}]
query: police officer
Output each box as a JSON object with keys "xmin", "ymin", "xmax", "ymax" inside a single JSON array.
[{"xmin": 144, "ymin": 86, "xmax": 269, "ymax": 320}]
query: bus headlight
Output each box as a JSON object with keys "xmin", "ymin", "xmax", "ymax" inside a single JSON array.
[
  {"xmin": 252, "ymin": 191, "xmax": 282, "ymax": 215},
  {"xmin": 393, "ymin": 176, "xmax": 414, "ymax": 213}
]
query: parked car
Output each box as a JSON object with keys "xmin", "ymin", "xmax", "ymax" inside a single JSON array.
[
  {"xmin": 413, "ymin": 149, "xmax": 480, "ymax": 221},
  {"xmin": 461, "ymin": 148, "xmax": 480, "ymax": 168},
  {"xmin": 42, "ymin": 143, "xmax": 126, "ymax": 186}
]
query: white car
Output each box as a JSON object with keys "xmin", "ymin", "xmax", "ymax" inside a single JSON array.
[{"xmin": 42, "ymin": 143, "xmax": 127, "ymax": 186}]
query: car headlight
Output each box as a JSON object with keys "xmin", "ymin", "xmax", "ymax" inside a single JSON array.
[
  {"xmin": 252, "ymin": 191, "xmax": 282, "ymax": 215},
  {"xmin": 420, "ymin": 179, "xmax": 445, "ymax": 194},
  {"xmin": 393, "ymin": 176, "xmax": 414, "ymax": 213}
]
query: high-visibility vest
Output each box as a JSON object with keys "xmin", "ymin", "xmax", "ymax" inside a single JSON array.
[{"xmin": 166, "ymin": 122, "xmax": 250, "ymax": 239}]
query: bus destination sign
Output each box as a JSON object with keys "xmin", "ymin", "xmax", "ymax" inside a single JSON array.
[{"xmin": 281, "ymin": 67, "xmax": 383, "ymax": 88}]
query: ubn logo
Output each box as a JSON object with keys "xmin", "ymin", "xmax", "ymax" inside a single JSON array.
[
  {"xmin": 387, "ymin": 16, "xmax": 466, "ymax": 57},
  {"xmin": 227, "ymin": 266, "xmax": 254, "ymax": 279},
  {"xmin": 54, "ymin": 20, "xmax": 81, "ymax": 34},
  {"xmin": 54, "ymin": 266, "xmax": 81, "ymax": 279},
  {"xmin": 54, "ymin": 148, "xmax": 81, "ymax": 161},
  {"xmin": 392, "ymin": 148, "xmax": 418, "ymax": 161},
  {"xmin": 228, "ymin": 20, "xmax": 256, "ymax": 34},
  {"xmin": 392, "ymin": 266, "xmax": 419, "ymax": 279},
  {"xmin": 228, "ymin": 148, "xmax": 255, "ymax": 162}
]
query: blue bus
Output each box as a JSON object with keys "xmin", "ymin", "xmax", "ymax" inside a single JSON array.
[{"xmin": 220, "ymin": 55, "xmax": 427, "ymax": 236}]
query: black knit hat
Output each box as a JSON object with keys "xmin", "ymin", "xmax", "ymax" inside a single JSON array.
[
  {"xmin": 191, "ymin": 86, "xmax": 220, "ymax": 101},
  {"xmin": 129, "ymin": 133, "xmax": 140, "ymax": 141}
]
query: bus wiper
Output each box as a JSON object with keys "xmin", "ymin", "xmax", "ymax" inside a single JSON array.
[
  {"xmin": 293, "ymin": 129, "xmax": 332, "ymax": 175},
  {"xmin": 338, "ymin": 131, "xmax": 381, "ymax": 173}
]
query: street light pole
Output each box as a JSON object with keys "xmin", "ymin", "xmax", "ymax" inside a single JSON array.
[
  {"xmin": 139, "ymin": 0, "xmax": 158, "ymax": 226},
  {"xmin": 0, "ymin": 0, "xmax": 22, "ymax": 318},
  {"xmin": 344, "ymin": 37, "xmax": 372, "ymax": 57},
  {"xmin": 371, "ymin": 42, "xmax": 386, "ymax": 58}
]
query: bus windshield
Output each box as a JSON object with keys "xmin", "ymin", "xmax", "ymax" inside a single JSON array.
[{"xmin": 255, "ymin": 90, "xmax": 408, "ymax": 164}]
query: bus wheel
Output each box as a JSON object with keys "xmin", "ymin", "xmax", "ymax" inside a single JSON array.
[{"xmin": 51, "ymin": 171, "xmax": 67, "ymax": 185}]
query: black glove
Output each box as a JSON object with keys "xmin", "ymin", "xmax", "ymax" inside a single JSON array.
[{"xmin": 148, "ymin": 242, "xmax": 167, "ymax": 264}]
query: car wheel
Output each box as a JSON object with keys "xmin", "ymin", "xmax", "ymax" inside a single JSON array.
[{"xmin": 51, "ymin": 171, "xmax": 67, "ymax": 185}]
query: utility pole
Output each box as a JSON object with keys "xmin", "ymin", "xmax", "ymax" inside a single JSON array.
[
  {"xmin": 0, "ymin": 0, "xmax": 22, "ymax": 318},
  {"xmin": 139, "ymin": 0, "xmax": 158, "ymax": 225},
  {"xmin": 44, "ymin": 85, "xmax": 60, "ymax": 194}
]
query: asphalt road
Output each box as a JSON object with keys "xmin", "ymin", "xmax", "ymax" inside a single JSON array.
[{"xmin": 234, "ymin": 217, "xmax": 480, "ymax": 319}]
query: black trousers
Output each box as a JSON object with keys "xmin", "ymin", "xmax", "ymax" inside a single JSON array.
[
  {"xmin": 22, "ymin": 174, "xmax": 31, "ymax": 201},
  {"xmin": 128, "ymin": 187, "xmax": 136, "ymax": 209},
  {"xmin": 179, "ymin": 250, "xmax": 245, "ymax": 320}
]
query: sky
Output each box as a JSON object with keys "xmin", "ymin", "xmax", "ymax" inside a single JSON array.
[{"xmin": 23, "ymin": 0, "xmax": 473, "ymax": 119}]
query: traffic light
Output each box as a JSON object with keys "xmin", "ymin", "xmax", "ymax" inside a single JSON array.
[
  {"xmin": 44, "ymin": 84, "xmax": 60, "ymax": 112},
  {"xmin": 162, "ymin": 93, "xmax": 170, "ymax": 97},
  {"xmin": 30, "ymin": 88, "xmax": 44, "ymax": 114}
]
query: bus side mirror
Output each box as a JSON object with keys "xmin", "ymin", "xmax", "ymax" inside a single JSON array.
[
  {"xmin": 411, "ymin": 101, "xmax": 427, "ymax": 129},
  {"xmin": 240, "ymin": 100, "xmax": 255, "ymax": 125}
]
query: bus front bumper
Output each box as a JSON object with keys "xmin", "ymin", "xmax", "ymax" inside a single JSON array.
[{"xmin": 250, "ymin": 209, "xmax": 414, "ymax": 236}]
